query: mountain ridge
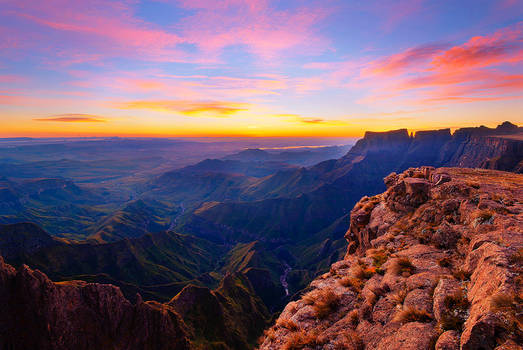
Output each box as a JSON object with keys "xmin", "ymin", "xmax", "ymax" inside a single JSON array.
[{"xmin": 260, "ymin": 166, "xmax": 523, "ymax": 350}]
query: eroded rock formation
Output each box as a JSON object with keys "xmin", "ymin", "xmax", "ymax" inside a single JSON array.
[
  {"xmin": 0, "ymin": 256, "xmax": 191, "ymax": 350},
  {"xmin": 0, "ymin": 254, "xmax": 269, "ymax": 349},
  {"xmin": 259, "ymin": 167, "xmax": 522, "ymax": 350}
]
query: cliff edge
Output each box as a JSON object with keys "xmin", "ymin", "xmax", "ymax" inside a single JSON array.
[
  {"xmin": 259, "ymin": 167, "xmax": 522, "ymax": 350},
  {"xmin": 0, "ymin": 256, "xmax": 191, "ymax": 350}
]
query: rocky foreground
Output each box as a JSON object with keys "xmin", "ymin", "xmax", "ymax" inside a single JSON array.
[
  {"xmin": 259, "ymin": 167, "xmax": 522, "ymax": 350},
  {"xmin": 0, "ymin": 253, "xmax": 268, "ymax": 349}
]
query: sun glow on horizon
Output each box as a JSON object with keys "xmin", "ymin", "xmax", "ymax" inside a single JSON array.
[{"xmin": 0, "ymin": 1, "xmax": 522, "ymax": 137}]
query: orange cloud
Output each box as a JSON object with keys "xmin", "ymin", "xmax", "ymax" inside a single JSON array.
[
  {"xmin": 356, "ymin": 23, "xmax": 523, "ymax": 106},
  {"xmin": 363, "ymin": 43, "xmax": 449, "ymax": 77},
  {"xmin": 271, "ymin": 113, "xmax": 348, "ymax": 126},
  {"xmin": 114, "ymin": 100, "xmax": 250, "ymax": 117},
  {"xmin": 431, "ymin": 24, "xmax": 523, "ymax": 70},
  {"xmin": 306, "ymin": 119, "xmax": 348, "ymax": 126},
  {"xmin": 34, "ymin": 114, "xmax": 107, "ymax": 122}
]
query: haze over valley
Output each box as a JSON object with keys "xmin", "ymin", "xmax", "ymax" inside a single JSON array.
[{"xmin": 1, "ymin": 0, "xmax": 522, "ymax": 349}]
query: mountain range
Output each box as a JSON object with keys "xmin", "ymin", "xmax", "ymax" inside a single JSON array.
[{"xmin": 0, "ymin": 121, "xmax": 521, "ymax": 349}]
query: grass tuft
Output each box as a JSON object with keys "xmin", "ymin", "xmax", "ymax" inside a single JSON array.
[
  {"xmin": 393, "ymin": 306, "xmax": 432, "ymax": 324},
  {"xmin": 439, "ymin": 291, "xmax": 470, "ymax": 331},
  {"xmin": 473, "ymin": 209, "xmax": 494, "ymax": 225},
  {"xmin": 303, "ymin": 288, "xmax": 341, "ymax": 319},
  {"xmin": 390, "ymin": 257, "xmax": 416, "ymax": 276},
  {"xmin": 390, "ymin": 288, "xmax": 408, "ymax": 305},
  {"xmin": 508, "ymin": 248, "xmax": 523, "ymax": 265},
  {"xmin": 282, "ymin": 330, "xmax": 325, "ymax": 350},
  {"xmin": 451, "ymin": 268, "xmax": 471, "ymax": 281},
  {"xmin": 369, "ymin": 248, "xmax": 389, "ymax": 268},
  {"xmin": 276, "ymin": 318, "xmax": 299, "ymax": 331}
]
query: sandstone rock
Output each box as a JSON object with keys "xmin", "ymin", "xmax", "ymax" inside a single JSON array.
[
  {"xmin": 433, "ymin": 278, "xmax": 462, "ymax": 322},
  {"xmin": 461, "ymin": 313, "xmax": 500, "ymax": 350},
  {"xmin": 260, "ymin": 168, "xmax": 522, "ymax": 350},
  {"xmin": 432, "ymin": 172, "xmax": 451, "ymax": 185},
  {"xmin": 372, "ymin": 297, "xmax": 396, "ymax": 324},
  {"xmin": 404, "ymin": 177, "xmax": 431, "ymax": 206},
  {"xmin": 432, "ymin": 221, "xmax": 459, "ymax": 248},
  {"xmin": 494, "ymin": 339, "xmax": 523, "ymax": 350},
  {"xmin": 376, "ymin": 322, "xmax": 437, "ymax": 350},
  {"xmin": 406, "ymin": 272, "xmax": 440, "ymax": 291},
  {"xmin": 0, "ymin": 256, "xmax": 190, "ymax": 350},
  {"xmin": 435, "ymin": 330, "xmax": 460, "ymax": 350},
  {"xmin": 403, "ymin": 288, "xmax": 433, "ymax": 314}
]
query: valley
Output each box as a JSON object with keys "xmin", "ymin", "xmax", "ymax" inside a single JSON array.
[{"xmin": 0, "ymin": 122, "xmax": 521, "ymax": 349}]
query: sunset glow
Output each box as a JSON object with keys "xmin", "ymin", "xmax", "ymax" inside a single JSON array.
[{"xmin": 1, "ymin": 0, "xmax": 522, "ymax": 137}]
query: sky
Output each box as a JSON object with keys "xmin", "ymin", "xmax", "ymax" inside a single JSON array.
[{"xmin": 0, "ymin": 0, "xmax": 522, "ymax": 137}]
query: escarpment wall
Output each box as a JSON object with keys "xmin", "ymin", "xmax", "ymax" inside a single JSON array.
[
  {"xmin": 259, "ymin": 167, "xmax": 522, "ymax": 350},
  {"xmin": 0, "ymin": 256, "xmax": 191, "ymax": 350}
]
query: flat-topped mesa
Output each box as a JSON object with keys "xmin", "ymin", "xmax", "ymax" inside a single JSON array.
[
  {"xmin": 360, "ymin": 129, "xmax": 411, "ymax": 149},
  {"xmin": 259, "ymin": 167, "xmax": 522, "ymax": 350},
  {"xmin": 453, "ymin": 121, "xmax": 521, "ymax": 139},
  {"xmin": 413, "ymin": 128, "xmax": 452, "ymax": 141},
  {"xmin": 338, "ymin": 129, "xmax": 411, "ymax": 165},
  {"xmin": 340, "ymin": 121, "xmax": 522, "ymax": 173}
]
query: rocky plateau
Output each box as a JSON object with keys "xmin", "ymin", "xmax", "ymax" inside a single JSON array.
[{"xmin": 259, "ymin": 167, "xmax": 522, "ymax": 350}]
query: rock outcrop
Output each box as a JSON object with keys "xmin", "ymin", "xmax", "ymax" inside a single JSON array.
[
  {"xmin": 339, "ymin": 121, "xmax": 522, "ymax": 174},
  {"xmin": 0, "ymin": 251, "xmax": 270, "ymax": 349},
  {"xmin": 259, "ymin": 167, "xmax": 522, "ymax": 350},
  {"xmin": 0, "ymin": 256, "xmax": 191, "ymax": 350}
]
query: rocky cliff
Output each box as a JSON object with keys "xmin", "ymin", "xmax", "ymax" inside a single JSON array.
[
  {"xmin": 0, "ymin": 256, "xmax": 191, "ymax": 350},
  {"xmin": 259, "ymin": 167, "xmax": 522, "ymax": 350},
  {"xmin": 343, "ymin": 121, "xmax": 523, "ymax": 173},
  {"xmin": 0, "ymin": 252, "xmax": 270, "ymax": 350}
]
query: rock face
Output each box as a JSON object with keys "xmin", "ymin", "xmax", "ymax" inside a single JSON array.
[
  {"xmin": 0, "ymin": 256, "xmax": 191, "ymax": 350},
  {"xmin": 342, "ymin": 121, "xmax": 522, "ymax": 174},
  {"xmin": 259, "ymin": 167, "xmax": 522, "ymax": 350},
  {"xmin": 0, "ymin": 252, "xmax": 269, "ymax": 349},
  {"xmin": 169, "ymin": 273, "xmax": 270, "ymax": 349}
]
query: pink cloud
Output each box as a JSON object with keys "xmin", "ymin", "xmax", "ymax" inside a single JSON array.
[
  {"xmin": 4, "ymin": 0, "xmax": 186, "ymax": 63},
  {"xmin": 356, "ymin": 0, "xmax": 426, "ymax": 33},
  {"xmin": 362, "ymin": 43, "xmax": 449, "ymax": 77},
  {"xmin": 178, "ymin": 0, "xmax": 330, "ymax": 60},
  {"xmin": 431, "ymin": 24, "xmax": 523, "ymax": 69},
  {"xmin": 0, "ymin": 93, "xmax": 82, "ymax": 107},
  {"xmin": 355, "ymin": 23, "xmax": 523, "ymax": 105},
  {"xmin": 0, "ymin": 75, "xmax": 27, "ymax": 83},
  {"xmin": 0, "ymin": 26, "xmax": 21, "ymax": 50},
  {"xmin": 3, "ymin": 0, "xmax": 330, "ymax": 65}
]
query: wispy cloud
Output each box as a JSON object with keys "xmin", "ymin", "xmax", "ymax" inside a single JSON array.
[
  {"xmin": 177, "ymin": 0, "xmax": 330, "ymax": 60},
  {"xmin": 298, "ymin": 118, "xmax": 347, "ymax": 125},
  {"xmin": 34, "ymin": 113, "xmax": 107, "ymax": 122},
  {"xmin": 114, "ymin": 100, "xmax": 250, "ymax": 117},
  {"xmin": 0, "ymin": 75, "xmax": 28, "ymax": 83},
  {"xmin": 356, "ymin": 22, "xmax": 523, "ymax": 105},
  {"xmin": 5, "ymin": 0, "xmax": 185, "ymax": 64},
  {"xmin": 273, "ymin": 113, "xmax": 348, "ymax": 126},
  {"xmin": 4, "ymin": 0, "xmax": 330, "ymax": 65},
  {"xmin": 431, "ymin": 24, "xmax": 523, "ymax": 69},
  {"xmin": 362, "ymin": 43, "xmax": 449, "ymax": 77}
]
